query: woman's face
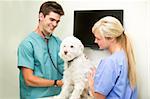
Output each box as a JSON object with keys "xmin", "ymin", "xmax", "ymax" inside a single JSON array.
[{"xmin": 94, "ymin": 32, "xmax": 111, "ymax": 50}]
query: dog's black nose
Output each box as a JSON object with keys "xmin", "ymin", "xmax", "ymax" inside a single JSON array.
[{"xmin": 64, "ymin": 51, "xmax": 68, "ymax": 55}]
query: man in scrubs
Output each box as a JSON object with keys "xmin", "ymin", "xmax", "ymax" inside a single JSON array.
[{"xmin": 17, "ymin": 1, "xmax": 64, "ymax": 99}]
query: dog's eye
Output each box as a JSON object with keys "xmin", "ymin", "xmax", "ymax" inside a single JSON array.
[
  {"xmin": 70, "ymin": 45, "xmax": 74, "ymax": 48},
  {"xmin": 64, "ymin": 45, "xmax": 66, "ymax": 47}
]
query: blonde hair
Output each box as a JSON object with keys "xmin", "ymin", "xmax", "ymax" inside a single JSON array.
[{"xmin": 92, "ymin": 16, "xmax": 136, "ymax": 89}]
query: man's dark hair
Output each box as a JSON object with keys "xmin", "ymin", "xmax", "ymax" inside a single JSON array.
[{"xmin": 39, "ymin": 1, "xmax": 64, "ymax": 17}]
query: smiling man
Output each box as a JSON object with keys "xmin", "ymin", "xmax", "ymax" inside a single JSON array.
[{"xmin": 17, "ymin": 1, "xmax": 64, "ymax": 99}]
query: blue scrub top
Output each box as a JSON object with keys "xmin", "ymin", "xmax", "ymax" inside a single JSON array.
[
  {"xmin": 17, "ymin": 32, "xmax": 64, "ymax": 99},
  {"xmin": 94, "ymin": 50, "xmax": 137, "ymax": 99}
]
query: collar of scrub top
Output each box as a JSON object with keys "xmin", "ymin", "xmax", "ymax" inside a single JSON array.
[{"xmin": 41, "ymin": 31, "xmax": 52, "ymax": 40}]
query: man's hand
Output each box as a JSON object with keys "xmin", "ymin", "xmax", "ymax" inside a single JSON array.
[{"xmin": 56, "ymin": 80, "xmax": 63, "ymax": 87}]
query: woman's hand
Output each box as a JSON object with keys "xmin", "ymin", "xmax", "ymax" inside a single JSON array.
[
  {"xmin": 88, "ymin": 67, "xmax": 96, "ymax": 86},
  {"xmin": 88, "ymin": 67, "xmax": 96, "ymax": 96},
  {"xmin": 88, "ymin": 68, "xmax": 106, "ymax": 99}
]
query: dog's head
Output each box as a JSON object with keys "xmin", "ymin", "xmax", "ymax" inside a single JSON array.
[{"xmin": 59, "ymin": 36, "xmax": 84, "ymax": 61}]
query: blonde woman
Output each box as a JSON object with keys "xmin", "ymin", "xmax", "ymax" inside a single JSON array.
[{"xmin": 88, "ymin": 16, "xmax": 137, "ymax": 99}]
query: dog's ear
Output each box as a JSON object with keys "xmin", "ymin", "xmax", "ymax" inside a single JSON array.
[{"xmin": 79, "ymin": 44, "xmax": 84, "ymax": 52}]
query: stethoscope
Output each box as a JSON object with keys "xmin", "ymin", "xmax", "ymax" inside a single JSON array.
[
  {"xmin": 42, "ymin": 32, "xmax": 63, "ymax": 76},
  {"xmin": 47, "ymin": 44, "xmax": 63, "ymax": 76}
]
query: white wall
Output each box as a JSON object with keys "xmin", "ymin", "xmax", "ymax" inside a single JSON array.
[
  {"xmin": 147, "ymin": 0, "xmax": 150, "ymax": 98},
  {"xmin": 0, "ymin": 0, "xmax": 149, "ymax": 99}
]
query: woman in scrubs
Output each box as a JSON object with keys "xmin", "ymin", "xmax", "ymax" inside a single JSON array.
[{"xmin": 88, "ymin": 16, "xmax": 137, "ymax": 99}]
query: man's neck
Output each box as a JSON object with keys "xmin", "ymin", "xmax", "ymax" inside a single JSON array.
[
  {"xmin": 35, "ymin": 26, "xmax": 45, "ymax": 39},
  {"xmin": 34, "ymin": 26, "xmax": 50, "ymax": 43}
]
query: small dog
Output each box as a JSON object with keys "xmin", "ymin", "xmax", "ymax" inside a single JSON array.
[{"xmin": 55, "ymin": 36, "xmax": 94, "ymax": 99}]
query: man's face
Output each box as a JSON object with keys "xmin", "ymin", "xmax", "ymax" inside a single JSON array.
[{"xmin": 39, "ymin": 11, "xmax": 61, "ymax": 35}]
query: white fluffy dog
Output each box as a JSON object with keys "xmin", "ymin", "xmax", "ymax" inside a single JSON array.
[{"xmin": 55, "ymin": 36, "xmax": 94, "ymax": 99}]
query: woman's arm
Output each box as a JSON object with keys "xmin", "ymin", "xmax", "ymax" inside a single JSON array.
[
  {"xmin": 88, "ymin": 68, "xmax": 106, "ymax": 99},
  {"xmin": 95, "ymin": 92, "xmax": 106, "ymax": 99}
]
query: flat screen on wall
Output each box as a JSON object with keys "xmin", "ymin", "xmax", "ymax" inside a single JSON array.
[{"xmin": 73, "ymin": 10, "xmax": 123, "ymax": 49}]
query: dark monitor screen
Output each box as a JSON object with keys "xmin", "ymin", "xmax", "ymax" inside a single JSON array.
[{"xmin": 73, "ymin": 10, "xmax": 123, "ymax": 49}]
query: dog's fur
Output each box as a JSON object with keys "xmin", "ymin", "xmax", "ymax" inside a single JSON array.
[{"xmin": 55, "ymin": 36, "xmax": 94, "ymax": 99}]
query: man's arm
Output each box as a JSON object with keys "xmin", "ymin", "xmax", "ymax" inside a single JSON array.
[{"xmin": 22, "ymin": 67, "xmax": 63, "ymax": 87}]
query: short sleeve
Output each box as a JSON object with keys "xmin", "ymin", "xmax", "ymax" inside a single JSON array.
[
  {"xmin": 17, "ymin": 41, "xmax": 34, "ymax": 70},
  {"xmin": 94, "ymin": 58, "xmax": 117, "ymax": 96}
]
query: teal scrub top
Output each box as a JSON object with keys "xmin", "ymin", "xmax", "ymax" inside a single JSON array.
[{"xmin": 17, "ymin": 32, "xmax": 64, "ymax": 99}]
